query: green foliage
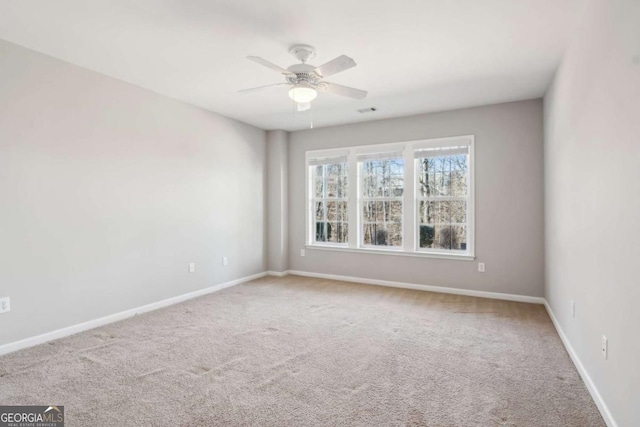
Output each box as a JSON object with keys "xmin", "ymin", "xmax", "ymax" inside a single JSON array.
[
  {"xmin": 420, "ymin": 225, "xmax": 434, "ymax": 247},
  {"xmin": 439, "ymin": 226, "xmax": 459, "ymax": 249},
  {"xmin": 316, "ymin": 222, "xmax": 332, "ymax": 242},
  {"xmin": 374, "ymin": 228, "xmax": 388, "ymax": 246}
]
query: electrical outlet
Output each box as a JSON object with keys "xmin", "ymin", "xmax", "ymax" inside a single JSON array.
[
  {"xmin": 189, "ymin": 263, "xmax": 195, "ymax": 273},
  {"xmin": 478, "ymin": 262, "xmax": 485, "ymax": 273},
  {"xmin": 222, "ymin": 256, "xmax": 228, "ymax": 266},
  {"xmin": 570, "ymin": 300, "xmax": 575, "ymax": 318},
  {"xmin": 602, "ymin": 335, "xmax": 608, "ymax": 360},
  {"xmin": 0, "ymin": 297, "xmax": 10, "ymax": 314},
  {"xmin": 301, "ymin": 249, "xmax": 305, "ymax": 257}
]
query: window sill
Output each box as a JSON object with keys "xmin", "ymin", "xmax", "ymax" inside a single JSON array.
[{"xmin": 305, "ymin": 245, "xmax": 475, "ymax": 261}]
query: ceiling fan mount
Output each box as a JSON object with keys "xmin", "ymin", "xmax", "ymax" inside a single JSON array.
[
  {"xmin": 289, "ymin": 44, "xmax": 316, "ymax": 63},
  {"xmin": 240, "ymin": 44, "xmax": 368, "ymax": 111}
]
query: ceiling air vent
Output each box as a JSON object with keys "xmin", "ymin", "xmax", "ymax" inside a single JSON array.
[{"xmin": 357, "ymin": 107, "xmax": 377, "ymax": 113}]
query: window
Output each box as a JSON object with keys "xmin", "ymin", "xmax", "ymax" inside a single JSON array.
[
  {"xmin": 306, "ymin": 136, "xmax": 474, "ymax": 259},
  {"xmin": 310, "ymin": 156, "xmax": 349, "ymax": 245},
  {"xmin": 415, "ymin": 145, "xmax": 470, "ymax": 253},
  {"xmin": 359, "ymin": 153, "xmax": 404, "ymax": 248}
]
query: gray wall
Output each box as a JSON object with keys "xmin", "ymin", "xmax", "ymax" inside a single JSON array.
[
  {"xmin": 266, "ymin": 130, "xmax": 288, "ymax": 272},
  {"xmin": 0, "ymin": 40, "xmax": 266, "ymax": 346},
  {"xmin": 288, "ymin": 99, "xmax": 544, "ymax": 297},
  {"xmin": 544, "ymin": 0, "xmax": 640, "ymax": 425}
]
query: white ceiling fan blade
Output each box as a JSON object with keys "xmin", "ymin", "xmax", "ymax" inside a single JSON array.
[
  {"xmin": 239, "ymin": 83, "xmax": 290, "ymax": 93},
  {"xmin": 247, "ymin": 56, "xmax": 295, "ymax": 76},
  {"xmin": 313, "ymin": 55, "xmax": 356, "ymax": 77},
  {"xmin": 322, "ymin": 82, "xmax": 368, "ymax": 100}
]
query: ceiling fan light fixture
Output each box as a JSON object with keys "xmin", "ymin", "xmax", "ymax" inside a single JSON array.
[
  {"xmin": 288, "ymin": 85, "xmax": 317, "ymax": 103},
  {"xmin": 241, "ymin": 46, "xmax": 368, "ymax": 109}
]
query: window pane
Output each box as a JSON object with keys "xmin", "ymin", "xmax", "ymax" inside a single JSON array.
[
  {"xmin": 417, "ymin": 169, "xmax": 435, "ymax": 198},
  {"xmin": 325, "ymin": 163, "xmax": 348, "ymax": 198},
  {"xmin": 387, "ymin": 223, "xmax": 402, "ymax": 247},
  {"xmin": 390, "ymin": 174, "xmax": 404, "ymax": 197},
  {"xmin": 450, "ymin": 200, "xmax": 466, "ymax": 224},
  {"xmin": 362, "ymin": 158, "xmax": 404, "ymax": 198},
  {"xmin": 327, "ymin": 222, "xmax": 348, "ymax": 244},
  {"xmin": 314, "ymin": 165, "xmax": 324, "ymax": 197},
  {"xmin": 432, "ymin": 225, "xmax": 467, "ymax": 250},
  {"xmin": 362, "ymin": 201, "xmax": 402, "ymax": 223},
  {"xmin": 326, "ymin": 201, "xmax": 348, "ymax": 222},
  {"xmin": 362, "ymin": 201, "xmax": 375, "ymax": 223},
  {"xmin": 450, "ymin": 154, "xmax": 468, "ymax": 171},
  {"xmin": 362, "ymin": 223, "xmax": 383, "ymax": 246},
  {"xmin": 316, "ymin": 221, "xmax": 327, "ymax": 242},
  {"xmin": 326, "ymin": 201, "xmax": 336, "ymax": 221},
  {"xmin": 434, "ymin": 200, "xmax": 451, "ymax": 225},
  {"xmin": 373, "ymin": 202, "xmax": 385, "ymax": 222},
  {"xmin": 339, "ymin": 201, "xmax": 348, "ymax": 222},
  {"xmin": 418, "ymin": 200, "xmax": 467, "ymax": 249},
  {"xmin": 419, "ymin": 225, "xmax": 435, "ymax": 248},
  {"xmin": 362, "ymin": 174, "xmax": 376, "ymax": 198},
  {"xmin": 389, "ymin": 201, "xmax": 402, "ymax": 223},
  {"xmin": 389, "ymin": 159, "xmax": 404, "ymax": 176},
  {"xmin": 450, "ymin": 170, "xmax": 467, "ymax": 197},
  {"xmin": 436, "ymin": 172, "xmax": 451, "ymax": 196},
  {"xmin": 456, "ymin": 225, "xmax": 468, "ymax": 251},
  {"xmin": 362, "ymin": 223, "xmax": 374, "ymax": 245},
  {"xmin": 417, "ymin": 154, "xmax": 468, "ymax": 197},
  {"xmin": 315, "ymin": 201, "xmax": 324, "ymax": 221},
  {"xmin": 418, "ymin": 201, "xmax": 435, "ymax": 224},
  {"xmin": 419, "ymin": 200, "xmax": 466, "ymax": 225},
  {"xmin": 341, "ymin": 223, "xmax": 349, "ymax": 243},
  {"xmin": 362, "ymin": 164, "xmax": 382, "ymax": 197}
]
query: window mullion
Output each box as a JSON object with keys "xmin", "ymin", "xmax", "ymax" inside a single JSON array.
[
  {"xmin": 403, "ymin": 146, "xmax": 415, "ymax": 252},
  {"xmin": 347, "ymin": 150, "xmax": 358, "ymax": 248},
  {"xmin": 322, "ymin": 166, "xmax": 327, "ymax": 242}
]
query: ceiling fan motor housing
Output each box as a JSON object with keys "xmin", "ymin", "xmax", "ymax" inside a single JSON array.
[{"xmin": 286, "ymin": 63, "xmax": 321, "ymax": 86}]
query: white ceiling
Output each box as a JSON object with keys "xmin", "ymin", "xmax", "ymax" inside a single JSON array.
[{"xmin": 0, "ymin": 0, "xmax": 583, "ymax": 131}]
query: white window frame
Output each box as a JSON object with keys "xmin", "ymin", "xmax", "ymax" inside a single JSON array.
[
  {"xmin": 413, "ymin": 137, "xmax": 474, "ymax": 257},
  {"xmin": 305, "ymin": 136, "xmax": 475, "ymax": 260},
  {"xmin": 358, "ymin": 151, "xmax": 405, "ymax": 250},
  {"xmin": 306, "ymin": 149, "xmax": 350, "ymax": 247}
]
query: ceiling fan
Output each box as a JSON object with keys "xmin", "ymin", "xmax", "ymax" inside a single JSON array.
[{"xmin": 240, "ymin": 44, "xmax": 367, "ymax": 111}]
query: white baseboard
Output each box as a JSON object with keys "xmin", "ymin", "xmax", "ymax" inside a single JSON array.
[
  {"xmin": 543, "ymin": 302, "xmax": 618, "ymax": 427},
  {"xmin": 270, "ymin": 270, "xmax": 545, "ymax": 304},
  {"xmin": 265, "ymin": 270, "xmax": 288, "ymax": 277},
  {"xmin": 0, "ymin": 272, "xmax": 266, "ymax": 357}
]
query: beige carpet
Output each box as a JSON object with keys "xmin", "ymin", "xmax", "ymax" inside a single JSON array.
[{"xmin": 0, "ymin": 275, "xmax": 604, "ymax": 426}]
